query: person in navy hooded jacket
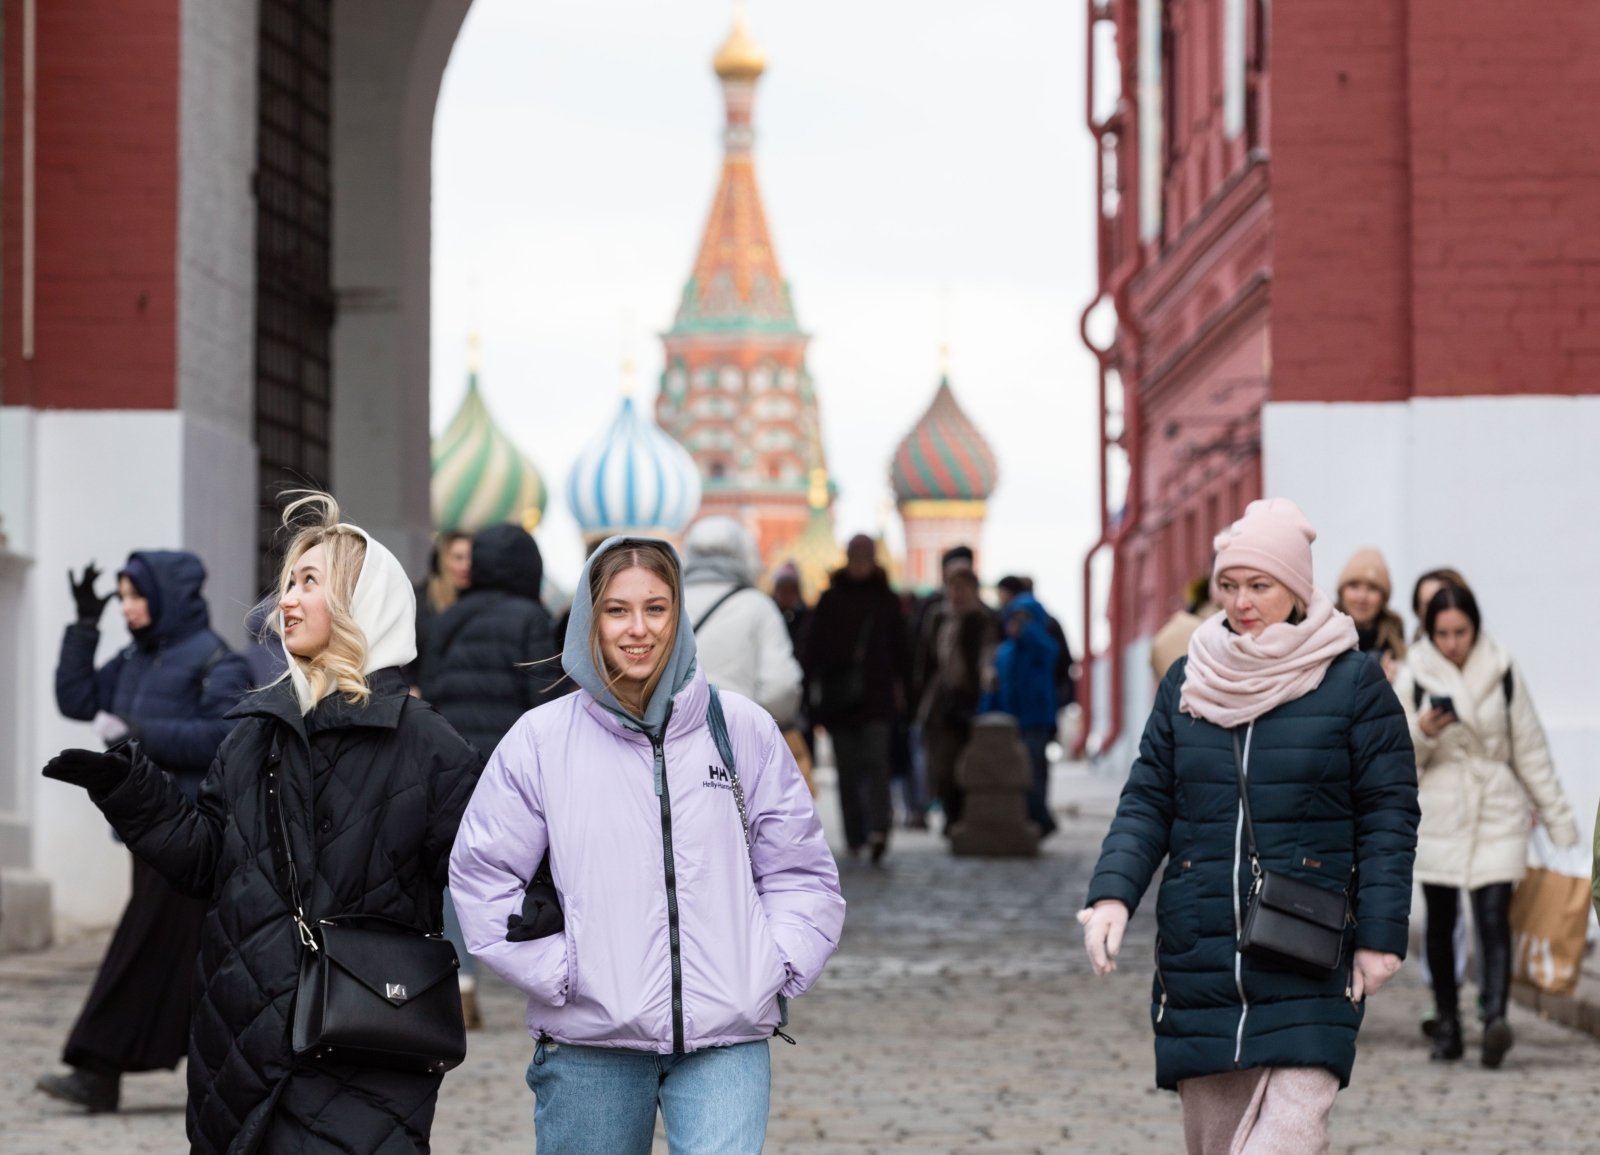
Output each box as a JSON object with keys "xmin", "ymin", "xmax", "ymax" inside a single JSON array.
[
  {"xmin": 38, "ymin": 551, "xmax": 251, "ymax": 1113},
  {"xmin": 981, "ymin": 589, "xmax": 1062, "ymax": 839}
]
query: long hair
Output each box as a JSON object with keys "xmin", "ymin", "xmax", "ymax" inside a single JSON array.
[
  {"xmin": 272, "ymin": 492, "xmax": 371, "ymax": 713},
  {"xmin": 1424, "ymin": 582, "xmax": 1481, "ymax": 645},
  {"xmin": 427, "ymin": 531, "xmax": 472, "ymax": 613},
  {"xmin": 586, "ymin": 540, "xmax": 680, "ymax": 718}
]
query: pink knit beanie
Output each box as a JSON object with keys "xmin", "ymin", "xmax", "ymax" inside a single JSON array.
[{"xmin": 1211, "ymin": 498, "xmax": 1317, "ymax": 606}]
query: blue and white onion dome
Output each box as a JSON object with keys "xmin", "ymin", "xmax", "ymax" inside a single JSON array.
[{"xmin": 566, "ymin": 396, "xmax": 702, "ymax": 542}]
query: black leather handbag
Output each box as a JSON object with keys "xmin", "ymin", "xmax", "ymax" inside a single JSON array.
[
  {"xmin": 290, "ymin": 915, "xmax": 468, "ymax": 1074},
  {"xmin": 276, "ymin": 804, "xmax": 466, "ymax": 1074},
  {"xmin": 1232, "ymin": 729, "xmax": 1351, "ymax": 977}
]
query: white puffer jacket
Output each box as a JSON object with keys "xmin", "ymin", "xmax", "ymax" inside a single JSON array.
[
  {"xmin": 681, "ymin": 518, "xmax": 803, "ymax": 726},
  {"xmin": 1397, "ymin": 634, "xmax": 1578, "ymax": 889}
]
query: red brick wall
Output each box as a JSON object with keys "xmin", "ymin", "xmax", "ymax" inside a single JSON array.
[
  {"xmin": 1407, "ymin": 2, "xmax": 1600, "ymax": 397},
  {"xmin": 3, "ymin": 1, "xmax": 180, "ymax": 409},
  {"xmin": 1268, "ymin": 0, "xmax": 1411, "ymax": 404}
]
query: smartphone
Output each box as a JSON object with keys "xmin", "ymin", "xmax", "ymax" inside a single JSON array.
[{"xmin": 1429, "ymin": 694, "xmax": 1457, "ymax": 716}]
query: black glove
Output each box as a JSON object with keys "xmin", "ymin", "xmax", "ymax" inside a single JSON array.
[
  {"xmin": 43, "ymin": 747, "xmax": 131, "ymax": 797},
  {"xmin": 505, "ymin": 854, "xmax": 565, "ymax": 942},
  {"xmin": 69, "ymin": 563, "xmax": 113, "ymax": 624}
]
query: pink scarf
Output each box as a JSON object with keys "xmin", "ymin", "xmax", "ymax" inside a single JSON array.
[{"xmin": 1179, "ymin": 589, "xmax": 1358, "ymax": 728}]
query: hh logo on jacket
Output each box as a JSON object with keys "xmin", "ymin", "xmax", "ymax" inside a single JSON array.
[{"xmin": 704, "ymin": 764, "xmax": 732, "ymax": 790}]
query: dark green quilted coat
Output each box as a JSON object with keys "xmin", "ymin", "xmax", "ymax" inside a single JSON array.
[{"xmin": 1087, "ymin": 650, "xmax": 1418, "ymax": 1090}]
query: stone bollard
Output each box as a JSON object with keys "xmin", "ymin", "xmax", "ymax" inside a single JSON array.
[{"xmin": 949, "ymin": 713, "xmax": 1039, "ymax": 857}]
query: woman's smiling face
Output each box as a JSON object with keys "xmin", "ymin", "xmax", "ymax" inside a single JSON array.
[
  {"xmin": 597, "ymin": 564, "xmax": 675, "ymax": 695},
  {"xmin": 279, "ymin": 543, "xmax": 334, "ymax": 657}
]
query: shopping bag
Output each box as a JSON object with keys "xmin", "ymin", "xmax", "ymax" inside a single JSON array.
[{"xmin": 1510, "ymin": 865, "xmax": 1591, "ymax": 996}]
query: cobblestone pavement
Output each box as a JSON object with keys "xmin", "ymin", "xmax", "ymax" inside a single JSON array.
[{"xmin": 3, "ymin": 765, "xmax": 1598, "ymax": 1153}]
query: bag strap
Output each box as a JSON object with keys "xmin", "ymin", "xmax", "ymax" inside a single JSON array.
[
  {"xmin": 693, "ymin": 583, "xmax": 750, "ymax": 633},
  {"xmin": 707, "ymin": 684, "xmax": 753, "ymax": 864},
  {"xmin": 267, "ymin": 734, "xmax": 319, "ymax": 954},
  {"xmin": 1231, "ymin": 723, "xmax": 1261, "ymax": 884}
]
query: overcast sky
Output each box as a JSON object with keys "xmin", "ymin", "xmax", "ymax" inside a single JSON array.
[{"xmin": 431, "ymin": 0, "xmax": 1101, "ymax": 642}]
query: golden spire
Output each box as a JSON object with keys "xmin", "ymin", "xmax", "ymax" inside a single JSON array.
[
  {"xmin": 467, "ymin": 331, "xmax": 482, "ymax": 375},
  {"xmin": 808, "ymin": 466, "xmax": 830, "ymax": 511},
  {"xmin": 713, "ymin": 3, "xmax": 767, "ymax": 81}
]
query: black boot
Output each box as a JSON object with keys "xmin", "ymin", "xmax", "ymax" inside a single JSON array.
[
  {"xmin": 36, "ymin": 1067, "xmax": 120, "ymax": 1113},
  {"xmin": 1476, "ymin": 893, "xmax": 1515, "ymax": 1069},
  {"xmin": 1429, "ymin": 1016, "xmax": 1464, "ymax": 1061}
]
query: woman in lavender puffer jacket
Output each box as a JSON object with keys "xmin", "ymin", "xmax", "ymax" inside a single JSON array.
[{"xmin": 450, "ymin": 536, "xmax": 845, "ymax": 1154}]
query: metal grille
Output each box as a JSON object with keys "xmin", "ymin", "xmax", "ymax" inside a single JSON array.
[{"xmin": 254, "ymin": 0, "xmax": 333, "ymax": 591}]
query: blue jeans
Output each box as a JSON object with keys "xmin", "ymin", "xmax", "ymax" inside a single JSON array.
[{"xmin": 525, "ymin": 1040, "xmax": 770, "ymax": 1154}]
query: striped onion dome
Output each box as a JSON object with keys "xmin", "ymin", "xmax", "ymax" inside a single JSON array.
[
  {"xmin": 567, "ymin": 396, "xmax": 702, "ymax": 540},
  {"xmin": 890, "ymin": 376, "xmax": 999, "ymax": 503},
  {"xmin": 431, "ymin": 372, "xmax": 548, "ymax": 534}
]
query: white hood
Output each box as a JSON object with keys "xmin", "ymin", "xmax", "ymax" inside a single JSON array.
[{"xmin": 283, "ymin": 524, "xmax": 417, "ymax": 712}]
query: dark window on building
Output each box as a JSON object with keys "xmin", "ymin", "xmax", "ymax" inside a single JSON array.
[{"xmin": 254, "ymin": 0, "xmax": 333, "ymax": 591}]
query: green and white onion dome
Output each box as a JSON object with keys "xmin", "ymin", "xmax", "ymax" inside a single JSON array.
[
  {"xmin": 431, "ymin": 374, "xmax": 548, "ymax": 534},
  {"xmin": 567, "ymin": 396, "xmax": 702, "ymax": 541}
]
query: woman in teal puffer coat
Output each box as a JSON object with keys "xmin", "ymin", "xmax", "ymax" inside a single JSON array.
[{"xmin": 1079, "ymin": 500, "xmax": 1419, "ymax": 1155}]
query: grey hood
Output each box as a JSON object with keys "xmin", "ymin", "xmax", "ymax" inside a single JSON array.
[
  {"xmin": 560, "ymin": 535, "xmax": 698, "ymax": 734},
  {"xmin": 681, "ymin": 515, "xmax": 760, "ymax": 587}
]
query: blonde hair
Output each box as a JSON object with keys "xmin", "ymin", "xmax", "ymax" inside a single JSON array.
[
  {"xmin": 587, "ymin": 541, "xmax": 679, "ymax": 718},
  {"xmin": 272, "ymin": 492, "xmax": 371, "ymax": 713}
]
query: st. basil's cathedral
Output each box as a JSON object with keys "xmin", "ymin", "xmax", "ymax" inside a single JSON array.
[{"xmin": 428, "ymin": 11, "xmax": 999, "ymax": 597}]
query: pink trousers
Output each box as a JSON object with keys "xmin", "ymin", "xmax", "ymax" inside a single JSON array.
[{"xmin": 1177, "ymin": 1067, "xmax": 1339, "ymax": 1155}]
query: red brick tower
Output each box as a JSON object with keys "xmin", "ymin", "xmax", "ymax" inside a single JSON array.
[{"xmin": 657, "ymin": 9, "xmax": 828, "ymax": 569}]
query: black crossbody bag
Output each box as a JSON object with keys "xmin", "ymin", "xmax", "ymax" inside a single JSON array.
[
  {"xmin": 1233, "ymin": 727, "xmax": 1351, "ymax": 977},
  {"xmin": 272, "ymin": 765, "xmax": 467, "ymax": 1074}
]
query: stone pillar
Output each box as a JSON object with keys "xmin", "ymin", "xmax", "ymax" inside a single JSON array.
[{"xmin": 949, "ymin": 714, "xmax": 1039, "ymax": 858}]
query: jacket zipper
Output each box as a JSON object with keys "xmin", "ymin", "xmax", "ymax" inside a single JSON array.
[
  {"xmin": 651, "ymin": 702, "xmax": 685, "ymax": 1054},
  {"xmin": 1232, "ymin": 720, "xmax": 1255, "ymax": 1066}
]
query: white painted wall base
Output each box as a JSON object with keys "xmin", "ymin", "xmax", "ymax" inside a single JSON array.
[
  {"xmin": 1265, "ymin": 395, "xmax": 1600, "ymax": 853},
  {"xmin": 1, "ymin": 408, "xmax": 259, "ymax": 932}
]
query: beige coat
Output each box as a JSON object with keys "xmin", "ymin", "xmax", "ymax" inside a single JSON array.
[{"xmin": 1397, "ymin": 634, "xmax": 1578, "ymax": 889}]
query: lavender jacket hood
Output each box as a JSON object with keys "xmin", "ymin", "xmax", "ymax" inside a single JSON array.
[{"xmin": 449, "ymin": 536, "xmax": 845, "ymax": 1053}]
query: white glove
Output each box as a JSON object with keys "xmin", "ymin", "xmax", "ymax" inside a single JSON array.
[
  {"xmin": 92, "ymin": 711, "xmax": 130, "ymax": 744},
  {"xmin": 1076, "ymin": 901, "xmax": 1130, "ymax": 976}
]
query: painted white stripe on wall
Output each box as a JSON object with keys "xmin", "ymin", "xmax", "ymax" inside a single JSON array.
[{"xmin": 1264, "ymin": 395, "xmax": 1600, "ymax": 852}]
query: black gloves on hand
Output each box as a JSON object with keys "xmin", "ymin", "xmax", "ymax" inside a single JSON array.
[
  {"xmin": 505, "ymin": 854, "xmax": 565, "ymax": 942},
  {"xmin": 69, "ymin": 563, "xmax": 113, "ymax": 624},
  {"xmin": 43, "ymin": 747, "xmax": 131, "ymax": 797}
]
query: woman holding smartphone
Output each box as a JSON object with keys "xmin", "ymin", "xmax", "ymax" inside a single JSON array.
[
  {"xmin": 1078, "ymin": 499, "xmax": 1419, "ymax": 1155},
  {"xmin": 1397, "ymin": 583, "xmax": 1579, "ymax": 1068},
  {"xmin": 449, "ymin": 535, "xmax": 844, "ymax": 1154}
]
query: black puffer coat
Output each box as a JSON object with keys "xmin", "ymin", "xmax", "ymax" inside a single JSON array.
[
  {"xmin": 421, "ymin": 523, "xmax": 560, "ymax": 759},
  {"xmin": 56, "ymin": 550, "xmax": 252, "ymax": 793},
  {"xmin": 91, "ymin": 668, "xmax": 480, "ymax": 1154},
  {"xmin": 802, "ymin": 566, "xmax": 910, "ymax": 727},
  {"xmin": 1087, "ymin": 651, "xmax": 1418, "ymax": 1089}
]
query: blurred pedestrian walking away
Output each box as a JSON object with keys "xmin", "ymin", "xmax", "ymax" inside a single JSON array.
[
  {"xmin": 1395, "ymin": 582, "xmax": 1579, "ymax": 1068},
  {"xmin": 422, "ymin": 521, "xmax": 561, "ymax": 1028},
  {"xmin": 39, "ymin": 551, "xmax": 252, "ymax": 1114},
  {"xmin": 982, "ymin": 586, "xmax": 1061, "ymax": 839},
  {"xmin": 449, "ymin": 536, "xmax": 843, "ymax": 1155},
  {"xmin": 681, "ymin": 517, "xmax": 802, "ymax": 726},
  {"xmin": 1079, "ymin": 498, "xmax": 1419, "ymax": 1155},
  {"xmin": 41, "ymin": 494, "xmax": 482, "ymax": 1153},
  {"xmin": 1335, "ymin": 548, "xmax": 1407, "ymax": 681},
  {"xmin": 916, "ymin": 566, "xmax": 997, "ymax": 835},
  {"xmin": 771, "ymin": 562, "xmax": 818, "ymax": 792},
  {"xmin": 803, "ymin": 534, "xmax": 910, "ymax": 863}
]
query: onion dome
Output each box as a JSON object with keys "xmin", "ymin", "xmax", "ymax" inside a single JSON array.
[
  {"xmin": 431, "ymin": 368, "xmax": 548, "ymax": 534},
  {"xmin": 567, "ymin": 396, "xmax": 703, "ymax": 542},
  {"xmin": 713, "ymin": 9, "xmax": 767, "ymax": 80},
  {"xmin": 890, "ymin": 376, "xmax": 999, "ymax": 503}
]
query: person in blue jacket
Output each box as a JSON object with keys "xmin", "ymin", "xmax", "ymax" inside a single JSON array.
[
  {"xmin": 1078, "ymin": 499, "xmax": 1418, "ymax": 1154},
  {"xmin": 981, "ymin": 589, "xmax": 1061, "ymax": 839},
  {"xmin": 38, "ymin": 551, "xmax": 252, "ymax": 1113}
]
